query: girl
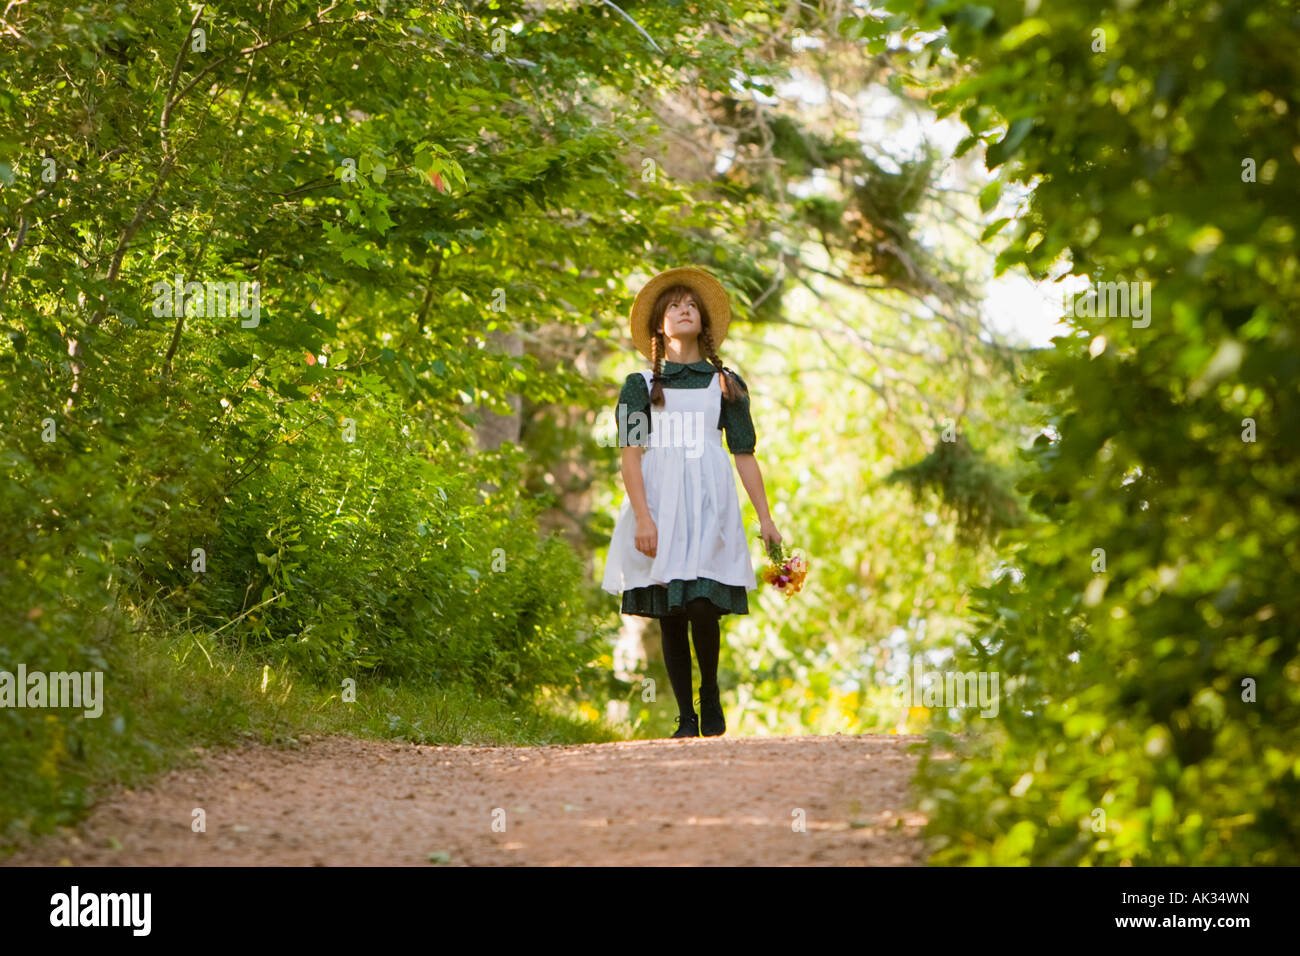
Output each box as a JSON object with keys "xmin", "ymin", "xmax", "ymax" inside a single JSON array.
[{"xmin": 601, "ymin": 266, "xmax": 783, "ymax": 738}]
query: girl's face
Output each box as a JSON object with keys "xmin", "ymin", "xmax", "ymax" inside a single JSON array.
[{"xmin": 662, "ymin": 293, "xmax": 701, "ymax": 340}]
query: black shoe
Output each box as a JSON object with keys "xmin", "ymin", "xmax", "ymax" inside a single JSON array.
[
  {"xmin": 699, "ymin": 684, "xmax": 726, "ymax": 737},
  {"xmin": 671, "ymin": 712, "xmax": 700, "ymax": 738}
]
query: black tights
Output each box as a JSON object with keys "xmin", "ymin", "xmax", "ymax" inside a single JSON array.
[{"xmin": 659, "ymin": 597, "xmax": 721, "ymax": 717}]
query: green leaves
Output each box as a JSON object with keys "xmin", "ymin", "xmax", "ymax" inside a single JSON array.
[
  {"xmin": 908, "ymin": 0, "xmax": 1300, "ymax": 866},
  {"xmin": 980, "ymin": 217, "xmax": 1010, "ymax": 241},
  {"xmin": 217, "ymin": 347, "xmax": 253, "ymax": 369},
  {"xmin": 984, "ymin": 117, "xmax": 1034, "ymax": 169},
  {"xmin": 955, "ymin": 6, "xmax": 995, "ymax": 32},
  {"xmin": 414, "ymin": 142, "xmax": 467, "ymax": 192},
  {"xmin": 998, "ymin": 18, "xmax": 1050, "ymax": 51},
  {"xmin": 978, "ymin": 180, "xmax": 1001, "ymax": 213},
  {"xmin": 838, "ymin": 14, "xmax": 891, "ymax": 41}
]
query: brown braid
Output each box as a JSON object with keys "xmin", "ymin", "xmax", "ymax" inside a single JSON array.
[
  {"xmin": 649, "ymin": 316, "xmax": 665, "ymax": 407},
  {"xmin": 698, "ymin": 322, "xmax": 748, "ymax": 403}
]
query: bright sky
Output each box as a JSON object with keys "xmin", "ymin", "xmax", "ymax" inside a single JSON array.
[{"xmin": 718, "ymin": 49, "xmax": 1075, "ymax": 350}]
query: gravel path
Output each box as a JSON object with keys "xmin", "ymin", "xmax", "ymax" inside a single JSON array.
[{"xmin": 6, "ymin": 734, "xmax": 929, "ymax": 866}]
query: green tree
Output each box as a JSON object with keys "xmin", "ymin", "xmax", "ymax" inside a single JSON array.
[{"xmin": 878, "ymin": 0, "xmax": 1300, "ymax": 864}]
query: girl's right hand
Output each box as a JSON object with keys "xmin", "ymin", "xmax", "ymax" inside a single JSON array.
[{"xmin": 634, "ymin": 515, "xmax": 658, "ymax": 558}]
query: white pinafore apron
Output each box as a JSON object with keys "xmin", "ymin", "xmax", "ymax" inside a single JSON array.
[{"xmin": 601, "ymin": 369, "xmax": 757, "ymax": 599}]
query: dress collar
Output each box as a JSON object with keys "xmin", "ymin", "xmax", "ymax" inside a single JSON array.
[{"xmin": 660, "ymin": 359, "xmax": 715, "ymax": 374}]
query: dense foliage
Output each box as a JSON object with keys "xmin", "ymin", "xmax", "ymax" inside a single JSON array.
[{"xmin": 879, "ymin": 0, "xmax": 1300, "ymax": 863}]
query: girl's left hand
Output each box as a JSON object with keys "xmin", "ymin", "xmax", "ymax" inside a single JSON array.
[{"xmin": 759, "ymin": 519, "xmax": 783, "ymax": 552}]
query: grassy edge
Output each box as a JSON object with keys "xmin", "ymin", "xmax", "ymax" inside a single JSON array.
[{"xmin": 1, "ymin": 625, "xmax": 624, "ymax": 857}]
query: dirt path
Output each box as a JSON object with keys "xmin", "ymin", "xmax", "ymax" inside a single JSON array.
[{"xmin": 6, "ymin": 734, "xmax": 930, "ymax": 866}]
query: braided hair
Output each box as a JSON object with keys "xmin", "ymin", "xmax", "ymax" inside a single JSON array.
[{"xmin": 646, "ymin": 284, "xmax": 749, "ymax": 407}]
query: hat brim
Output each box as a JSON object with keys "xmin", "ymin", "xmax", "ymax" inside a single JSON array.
[{"xmin": 629, "ymin": 266, "xmax": 731, "ymax": 362}]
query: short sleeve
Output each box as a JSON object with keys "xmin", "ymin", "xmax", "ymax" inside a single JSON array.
[
  {"xmin": 616, "ymin": 372, "xmax": 651, "ymax": 447},
  {"xmin": 721, "ymin": 371, "xmax": 755, "ymax": 454}
]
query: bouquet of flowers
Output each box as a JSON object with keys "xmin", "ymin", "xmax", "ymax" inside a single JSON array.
[{"xmin": 758, "ymin": 536, "xmax": 809, "ymax": 601}]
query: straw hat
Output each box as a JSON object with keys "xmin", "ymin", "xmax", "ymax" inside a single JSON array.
[{"xmin": 629, "ymin": 266, "xmax": 731, "ymax": 362}]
